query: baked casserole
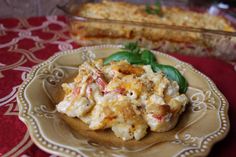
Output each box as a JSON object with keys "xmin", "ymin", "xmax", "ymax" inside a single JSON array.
[{"xmin": 70, "ymin": 0, "xmax": 235, "ymax": 45}]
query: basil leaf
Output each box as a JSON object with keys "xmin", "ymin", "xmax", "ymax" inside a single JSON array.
[
  {"xmin": 151, "ymin": 63, "xmax": 188, "ymax": 93},
  {"xmin": 104, "ymin": 42, "xmax": 188, "ymax": 93},
  {"xmin": 140, "ymin": 49, "xmax": 157, "ymax": 65},
  {"xmin": 123, "ymin": 42, "xmax": 140, "ymax": 54},
  {"xmin": 103, "ymin": 51, "xmax": 144, "ymax": 65},
  {"xmin": 145, "ymin": 5, "xmax": 153, "ymax": 14},
  {"xmin": 104, "ymin": 51, "xmax": 131, "ymax": 65},
  {"xmin": 145, "ymin": 0, "xmax": 162, "ymax": 16}
]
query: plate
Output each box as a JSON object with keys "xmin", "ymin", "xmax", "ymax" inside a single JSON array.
[{"xmin": 17, "ymin": 45, "xmax": 230, "ymax": 157}]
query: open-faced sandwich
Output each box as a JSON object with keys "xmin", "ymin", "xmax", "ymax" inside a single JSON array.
[{"xmin": 56, "ymin": 43, "xmax": 188, "ymax": 141}]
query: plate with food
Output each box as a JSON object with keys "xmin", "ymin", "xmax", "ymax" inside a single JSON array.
[{"xmin": 17, "ymin": 43, "xmax": 229, "ymax": 157}]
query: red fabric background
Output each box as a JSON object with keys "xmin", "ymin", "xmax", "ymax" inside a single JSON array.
[
  {"xmin": 172, "ymin": 54, "xmax": 236, "ymax": 157},
  {"xmin": 0, "ymin": 16, "xmax": 236, "ymax": 157}
]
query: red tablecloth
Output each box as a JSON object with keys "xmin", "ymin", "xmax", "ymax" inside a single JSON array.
[{"xmin": 0, "ymin": 16, "xmax": 236, "ymax": 157}]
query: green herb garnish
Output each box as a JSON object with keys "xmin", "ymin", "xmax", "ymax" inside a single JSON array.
[
  {"xmin": 104, "ymin": 42, "xmax": 188, "ymax": 93},
  {"xmin": 123, "ymin": 42, "xmax": 141, "ymax": 54},
  {"xmin": 151, "ymin": 63, "xmax": 188, "ymax": 93},
  {"xmin": 104, "ymin": 42, "xmax": 156, "ymax": 65},
  {"xmin": 145, "ymin": 0, "xmax": 163, "ymax": 16}
]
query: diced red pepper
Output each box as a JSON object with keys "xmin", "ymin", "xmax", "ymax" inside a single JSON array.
[
  {"xmin": 153, "ymin": 114, "xmax": 164, "ymax": 122},
  {"xmin": 72, "ymin": 87, "xmax": 80, "ymax": 96},
  {"xmin": 113, "ymin": 87, "xmax": 126, "ymax": 95},
  {"xmin": 86, "ymin": 86, "xmax": 93, "ymax": 96},
  {"xmin": 87, "ymin": 76, "xmax": 93, "ymax": 84},
  {"xmin": 103, "ymin": 87, "xmax": 126, "ymax": 95},
  {"xmin": 94, "ymin": 69, "xmax": 104, "ymax": 78},
  {"xmin": 96, "ymin": 77, "xmax": 107, "ymax": 91}
]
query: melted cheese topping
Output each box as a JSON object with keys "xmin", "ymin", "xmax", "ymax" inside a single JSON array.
[{"xmin": 57, "ymin": 59, "xmax": 188, "ymax": 141}]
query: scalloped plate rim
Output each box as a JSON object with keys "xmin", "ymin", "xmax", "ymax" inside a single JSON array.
[{"xmin": 17, "ymin": 44, "xmax": 230, "ymax": 157}]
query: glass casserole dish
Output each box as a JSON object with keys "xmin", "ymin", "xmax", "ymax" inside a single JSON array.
[{"xmin": 58, "ymin": 0, "xmax": 236, "ymax": 60}]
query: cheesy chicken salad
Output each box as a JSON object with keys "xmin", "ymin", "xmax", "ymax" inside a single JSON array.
[{"xmin": 57, "ymin": 44, "xmax": 188, "ymax": 141}]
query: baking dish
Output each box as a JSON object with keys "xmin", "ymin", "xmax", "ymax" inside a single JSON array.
[{"xmin": 58, "ymin": 0, "xmax": 236, "ymax": 60}]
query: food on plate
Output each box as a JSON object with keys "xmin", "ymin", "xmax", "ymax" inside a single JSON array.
[{"xmin": 56, "ymin": 43, "xmax": 189, "ymax": 141}]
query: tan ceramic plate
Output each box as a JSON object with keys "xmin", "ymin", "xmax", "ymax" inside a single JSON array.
[{"xmin": 17, "ymin": 45, "xmax": 230, "ymax": 157}]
